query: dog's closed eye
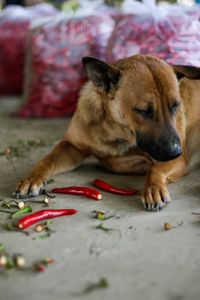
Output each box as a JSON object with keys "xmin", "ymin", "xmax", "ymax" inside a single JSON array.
[
  {"xmin": 133, "ymin": 103, "xmax": 154, "ymax": 120},
  {"xmin": 171, "ymin": 101, "xmax": 180, "ymax": 115}
]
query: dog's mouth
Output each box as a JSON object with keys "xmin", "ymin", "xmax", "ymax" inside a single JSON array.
[{"xmin": 136, "ymin": 132, "xmax": 182, "ymax": 162}]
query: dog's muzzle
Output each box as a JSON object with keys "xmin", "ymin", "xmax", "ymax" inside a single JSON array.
[{"xmin": 136, "ymin": 132, "xmax": 182, "ymax": 162}]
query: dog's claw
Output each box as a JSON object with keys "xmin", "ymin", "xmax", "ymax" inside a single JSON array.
[
  {"xmin": 13, "ymin": 190, "xmax": 20, "ymax": 198},
  {"xmin": 159, "ymin": 203, "xmax": 167, "ymax": 210},
  {"xmin": 142, "ymin": 199, "xmax": 168, "ymax": 212},
  {"xmin": 13, "ymin": 190, "xmax": 29, "ymax": 199},
  {"xmin": 152, "ymin": 204, "xmax": 159, "ymax": 212},
  {"xmin": 143, "ymin": 203, "xmax": 148, "ymax": 209},
  {"xmin": 28, "ymin": 189, "xmax": 39, "ymax": 198},
  {"xmin": 162, "ymin": 197, "xmax": 171, "ymax": 205},
  {"xmin": 147, "ymin": 203, "xmax": 156, "ymax": 211},
  {"xmin": 162, "ymin": 197, "xmax": 167, "ymax": 203}
]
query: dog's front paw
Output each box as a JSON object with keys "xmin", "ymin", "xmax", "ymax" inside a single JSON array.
[
  {"xmin": 141, "ymin": 182, "xmax": 170, "ymax": 211},
  {"xmin": 13, "ymin": 174, "xmax": 45, "ymax": 199}
]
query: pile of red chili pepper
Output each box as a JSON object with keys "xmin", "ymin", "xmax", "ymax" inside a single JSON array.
[
  {"xmin": 0, "ymin": 4, "xmax": 59, "ymax": 95},
  {"xmin": 19, "ymin": 14, "xmax": 114, "ymax": 118},
  {"xmin": 106, "ymin": 12, "xmax": 200, "ymax": 67}
]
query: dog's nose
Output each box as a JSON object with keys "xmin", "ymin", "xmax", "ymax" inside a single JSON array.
[
  {"xmin": 135, "ymin": 131, "xmax": 182, "ymax": 162},
  {"xmin": 167, "ymin": 142, "xmax": 182, "ymax": 160}
]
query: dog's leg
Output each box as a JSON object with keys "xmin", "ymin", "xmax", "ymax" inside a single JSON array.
[
  {"xmin": 141, "ymin": 155, "xmax": 188, "ymax": 211},
  {"xmin": 13, "ymin": 140, "xmax": 87, "ymax": 198}
]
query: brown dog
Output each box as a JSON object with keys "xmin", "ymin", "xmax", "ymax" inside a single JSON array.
[{"xmin": 14, "ymin": 54, "xmax": 200, "ymax": 211}]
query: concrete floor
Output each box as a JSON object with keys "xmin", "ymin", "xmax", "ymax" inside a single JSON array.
[{"xmin": 0, "ymin": 97, "xmax": 200, "ymax": 300}]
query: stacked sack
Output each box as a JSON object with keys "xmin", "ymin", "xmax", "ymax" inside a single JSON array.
[
  {"xmin": 0, "ymin": 3, "xmax": 59, "ymax": 95},
  {"xmin": 106, "ymin": 0, "xmax": 200, "ymax": 66},
  {"xmin": 19, "ymin": 12, "xmax": 115, "ymax": 117}
]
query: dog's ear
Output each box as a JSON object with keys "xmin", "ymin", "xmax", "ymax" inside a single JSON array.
[
  {"xmin": 173, "ymin": 65, "xmax": 200, "ymax": 80},
  {"xmin": 82, "ymin": 57, "xmax": 120, "ymax": 92}
]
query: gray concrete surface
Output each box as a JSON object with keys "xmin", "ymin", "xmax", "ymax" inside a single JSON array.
[{"xmin": 0, "ymin": 97, "xmax": 200, "ymax": 300}]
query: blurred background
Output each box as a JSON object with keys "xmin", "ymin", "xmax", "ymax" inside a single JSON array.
[{"xmin": 0, "ymin": 0, "xmax": 200, "ymax": 118}]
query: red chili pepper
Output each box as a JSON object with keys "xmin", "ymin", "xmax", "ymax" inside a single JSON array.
[
  {"xmin": 94, "ymin": 179, "xmax": 137, "ymax": 195},
  {"xmin": 43, "ymin": 258, "xmax": 55, "ymax": 264},
  {"xmin": 35, "ymin": 264, "xmax": 45, "ymax": 273},
  {"xmin": 17, "ymin": 209, "xmax": 77, "ymax": 230},
  {"xmin": 52, "ymin": 187, "xmax": 102, "ymax": 200}
]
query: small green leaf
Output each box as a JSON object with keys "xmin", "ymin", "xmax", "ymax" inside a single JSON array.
[
  {"xmin": 46, "ymin": 179, "xmax": 55, "ymax": 184},
  {"xmin": 96, "ymin": 224, "xmax": 113, "ymax": 231},
  {"xmin": 0, "ymin": 243, "xmax": 4, "ymax": 251},
  {"xmin": 17, "ymin": 140, "xmax": 24, "ymax": 145},
  {"xmin": 34, "ymin": 233, "xmax": 50, "ymax": 240},
  {"xmin": 27, "ymin": 140, "xmax": 35, "ymax": 147},
  {"xmin": 2, "ymin": 202, "xmax": 11, "ymax": 208},
  {"xmin": 0, "ymin": 199, "xmax": 11, "ymax": 209},
  {"xmin": 7, "ymin": 223, "xmax": 14, "ymax": 230},
  {"xmin": 6, "ymin": 260, "xmax": 14, "ymax": 269},
  {"xmin": 72, "ymin": 278, "xmax": 108, "ymax": 295},
  {"xmin": 9, "ymin": 146, "xmax": 19, "ymax": 156}
]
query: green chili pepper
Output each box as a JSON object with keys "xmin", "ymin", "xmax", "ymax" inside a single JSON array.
[{"xmin": 12, "ymin": 205, "xmax": 32, "ymax": 218}]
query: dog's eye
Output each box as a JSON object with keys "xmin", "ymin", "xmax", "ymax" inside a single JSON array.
[
  {"xmin": 171, "ymin": 102, "xmax": 180, "ymax": 115},
  {"xmin": 133, "ymin": 106, "xmax": 154, "ymax": 120}
]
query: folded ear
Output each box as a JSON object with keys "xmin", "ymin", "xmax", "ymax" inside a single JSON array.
[
  {"xmin": 173, "ymin": 65, "xmax": 200, "ymax": 80},
  {"xmin": 82, "ymin": 57, "xmax": 120, "ymax": 92}
]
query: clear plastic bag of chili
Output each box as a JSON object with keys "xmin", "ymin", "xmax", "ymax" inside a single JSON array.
[
  {"xmin": 19, "ymin": 12, "xmax": 114, "ymax": 118},
  {"xmin": 167, "ymin": 3, "xmax": 200, "ymax": 21},
  {"xmin": 106, "ymin": 0, "xmax": 200, "ymax": 67},
  {"xmin": 0, "ymin": 3, "xmax": 59, "ymax": 95}
]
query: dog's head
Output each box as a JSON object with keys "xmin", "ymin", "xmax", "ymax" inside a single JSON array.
[{"xmin": 82, "ymin": 55, "xmax": 200, "ymax": 162}]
